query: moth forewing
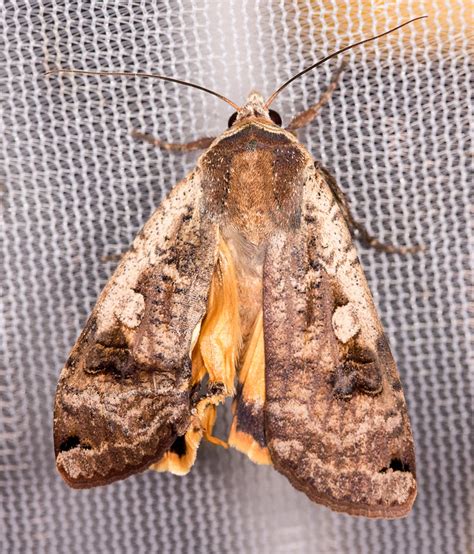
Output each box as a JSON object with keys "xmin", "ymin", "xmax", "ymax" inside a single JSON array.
[
  {"xmin": 53, "ymin": 174, "xmax": 222, "ymax": 487},
  {"xmin": 263, "ymin": 165, "xmax": 416, "ymax": 518}
]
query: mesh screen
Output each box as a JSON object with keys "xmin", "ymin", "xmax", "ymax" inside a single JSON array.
[{"xmin": 1, "ymin": 1, "xmax": 472, "ymax": 553}]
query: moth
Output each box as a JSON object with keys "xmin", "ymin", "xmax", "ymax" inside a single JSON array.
[{"xmin": 52, "ymin": 17, "xmax": 425, "ymax": 518}]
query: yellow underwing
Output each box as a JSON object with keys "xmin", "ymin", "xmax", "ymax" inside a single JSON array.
[{"xmin": 52, "ymin": 17, "xmax": 426, "ymax": 518}]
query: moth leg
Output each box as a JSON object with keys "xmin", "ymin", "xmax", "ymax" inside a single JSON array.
[
  {"xmin": 316, "ymin": 162, "xmax": 424, "ymax": 254},
  {"xmin": 285, "ymin": 62, "xmax": 346, "ymax": 132},
  {"xmin": 199, "ymin": 401, "xmax": 228, "ymax": 449},
  {"xmin": 132, "ymin": 130, "xmax": 215, "ymax": 152}
]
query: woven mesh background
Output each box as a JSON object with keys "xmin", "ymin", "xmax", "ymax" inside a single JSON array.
[{"xmin": 1, "ymin": 1, "xmax": 472, "ymax": 553}]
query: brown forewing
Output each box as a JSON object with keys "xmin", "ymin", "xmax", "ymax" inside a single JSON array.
[
  {"xmin": 54, "ymin": 173, "xmax": 220, "ymax": 488},
  {"xmin": 263, "ymin": 165, "xmax": 417, "ymax": 518}
]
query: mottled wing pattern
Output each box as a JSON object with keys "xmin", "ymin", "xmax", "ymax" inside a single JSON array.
[
  {"xmin": 54, "ymin": 173, "xmax": 219, "ymax": 488},
  {"xmin": 263, "ymin": 166, "xmax": 417, "ymax": 518}
]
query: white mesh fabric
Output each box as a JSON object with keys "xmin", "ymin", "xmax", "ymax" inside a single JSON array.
[{"xmin": 1, "ymin": 1, "xmax": 472, "ymax": 553}]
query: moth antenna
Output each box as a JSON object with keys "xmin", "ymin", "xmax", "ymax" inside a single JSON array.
[
  {"xmin": 265, "ymin": 15, "xmax": 427, "ymax": 108},
  {"xmin": 45, "ymin": 68, "xmax": 240, "ymax": 111}
]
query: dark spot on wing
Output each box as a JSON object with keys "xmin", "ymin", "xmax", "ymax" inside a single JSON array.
[{"xmin": 169, "ymin": 435, "xmax": 187, "ymax": 457}]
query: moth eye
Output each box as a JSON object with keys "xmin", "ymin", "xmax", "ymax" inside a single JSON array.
[
  {"xmin": 269, "ymin": 109, "xmax": 282, "ymax": 126},
  {"xmin": 227, "ymin": 112, "xmax": 238, "ymax": 128}
]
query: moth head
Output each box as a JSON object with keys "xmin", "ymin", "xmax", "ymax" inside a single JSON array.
[{"xmin": 227, "ymin": 91, "xmax": 282, "ymax": 128}]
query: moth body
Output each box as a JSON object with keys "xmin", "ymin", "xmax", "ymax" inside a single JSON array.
[{"xmin": 54, "ymin": 91, "xmax": 417, "ymax": 519}]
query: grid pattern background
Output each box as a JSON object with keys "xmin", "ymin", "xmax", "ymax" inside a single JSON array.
[{"xmin": 1, "ymin": 1, "xmax": 472, "ymax": 553}]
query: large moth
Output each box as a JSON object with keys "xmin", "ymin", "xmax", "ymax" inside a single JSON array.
[{"xmin": 52, "ymin": 17, "xmax": 425, "ymax": 518}]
